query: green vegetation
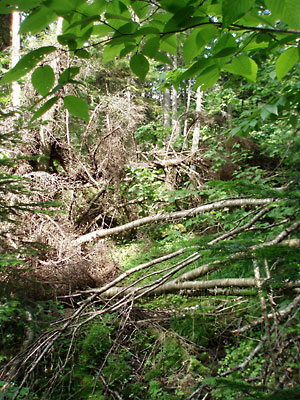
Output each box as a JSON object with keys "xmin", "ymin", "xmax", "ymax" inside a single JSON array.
[{"xmin": 0, "ymin": 1, "xmax": 299, "ymax": 399}]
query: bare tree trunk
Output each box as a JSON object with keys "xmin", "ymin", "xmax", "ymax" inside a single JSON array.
[
  {"xmin": 191, "ymin": 86, "xmax": 203, "ymax": 153},
  {"xmin": 11, "ymin": 11, "xmax": 20, "ymax": 108},
  {"xmin": 162, "ymin": 87, "xmax": 171, "ymax": 129},
  {"xmin": 183, "ymin": 80, "xmax": 192, "ymax": 139}
]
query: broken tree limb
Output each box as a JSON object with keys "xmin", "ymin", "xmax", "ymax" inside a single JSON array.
[
  {"xmin": 163, "ymin": 219, "xmax": 300, "ymax": 284},
  {"xmin": 233, "ymin": 294, "xmax": 300, "ymax": 335},
  {"xmin": 73, "ymin": 198, "xmax": 274, "ymax": 245},
  {"xmin": 99, "ymin": 279, "xmax": 300, "ymax": 298}
]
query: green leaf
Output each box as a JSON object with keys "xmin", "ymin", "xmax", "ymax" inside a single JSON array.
[
  {"xmin": 196, "ymin": 25, "xmax": 219, "ymax": 48},
  {"xmin": 92, "ymin": 24, "xmax": 114, "ymax": 36},
  {"xmin": 143, "ymin": 37, "xmax": 160, "ymax": 58},
  {"xmin": 77, "ymin": 0, "xmax": 106, "ymax": 16},
  {"xmin": 0, "ymin": 46, "xmax": 56, "ymax": 84},
  {"xmin": 194, "ymin": 65, "xmax": 220, "ymax": 90},
  {"xmin": 223, "ymin": 55, "xmax": 258, "ymax": 82},
  {"xmin": 152, "ymin": 52, "xmax": 173, "ymax": 66},
  {"xmin": 30, "ymin": 96, "xmax": 58, "ymax": 122},
  {"xmin": 265, "ymin": 0, "xmax": 300, "ymax": 29},
  {"xmin": 63, "ymin": 95, "xmax": 89, "ymax": 123},
  {"xmin": 131, "ymin": 1, "xmax": 149, "ymax": 19},
  {"xmin": 120, "ymin": 44, "xmax": 136, "ymax": 58},
  {"xmin": 44, "ymin": 0, "xmax": 75, "ymax": 15},
  {"xmin": 20, "ymin": 6, "xmax": 57, "ymax": 34},
  {"xmin": 180, "ymin": 58, "xmax": 213, "ymax": 81},
  {"xmin": 0, "ymin": 0, "xmax": 40, "ymax": 12},
  {"xmin": 222, "ymin": 0, "xmax": 255, "ymax": 27},
  {"xmin": 130, "ymin": 54, "xmax": 149, "ymax": 81},
  {"xmin": 183, "ymin": 29, "xmax": 205, "ymax": 63},
  {"xmin": 102, "ymin": 44, "xmax": 125, "ymax": 63},
  {"xmin": 260, "ymin": 104, "xmax": 278, "ymax": 120},
  {"xmin": 276, "ymin": 47, "xmax": 299, "ymax": 80},
  {"xmin": 31, "ymin": 65, "xmax": 55, "ymax": 96},
  {"xmin": 75, "ymin": 49, "xmax": 90, "ymax": 59},
  {"xmin": 58, "ymin": 67, "xmax": 80, "ymax": 84},
  {"xmin": 212, "ymin": 33, "xmax": 237, "ymax": 58},
  {"xmin": 160, "ymin": 34, "xmax": 177, "ymax": 56}
]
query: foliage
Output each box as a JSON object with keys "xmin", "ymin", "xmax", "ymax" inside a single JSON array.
[
  {"xmin": 1, "ymin": 0, "xmax": 299, "ymax": 121},
  {"xmin": 0, "ymin": 1, "xmax": 300, "ymax": 399}
]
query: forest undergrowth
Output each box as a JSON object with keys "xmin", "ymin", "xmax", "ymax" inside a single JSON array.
[{"xmin": 0, "ymin": 2, "xmax": 300, "ymax": 397}]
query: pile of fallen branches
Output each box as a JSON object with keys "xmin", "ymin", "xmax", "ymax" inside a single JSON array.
[{"xmin": 1, "ymin": 194, "xmax": 299, "ymax": 398}]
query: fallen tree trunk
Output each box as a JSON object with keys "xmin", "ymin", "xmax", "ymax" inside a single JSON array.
[
  {"xmin": 100, "ymin": 279, "xmax": 300, "ymax": 298},
  {"xmin": 73, "ymin": 198, "xmax": 274, "ymax": 245}
]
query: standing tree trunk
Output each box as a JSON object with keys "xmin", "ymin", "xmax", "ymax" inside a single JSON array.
[
  {"xmin": 191, "ymin": 86, "xmax": 203, "ymax": 153},
  {"xmin": 162, "ymin": 87, "xmax": 171, "ymax": 130},
  {"xmin": 183, "ymin": 80, "xmax": 192, "ymax": 139},
  {"xmin": 11, "ymin": 11, "xmax": 20, "ymax": 108}
]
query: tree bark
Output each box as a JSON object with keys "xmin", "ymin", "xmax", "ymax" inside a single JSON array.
[
  {"xmin": 11, "ymin": 11, "xmax": 20, "ymax": 108},
  {"xmin": 191, "ymin": 86, "xmax": 203, "ymax": 153},
  {"xmin": 73, "ymin": 198, "xmax": 274, "ymax": 245}
]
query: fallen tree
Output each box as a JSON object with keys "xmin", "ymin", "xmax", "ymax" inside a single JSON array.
[{"xmin": 73, "ymin": 197, "xmax": 274, "ymax": 245}]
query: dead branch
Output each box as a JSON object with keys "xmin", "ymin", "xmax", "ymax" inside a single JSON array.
[
  {"xmin": 99, "ymin": 279, "xmax": 300, "ymax": 298},
  {"xmin": 233, "ymin": 295, "xmax": 300, "ymax": 335},
  {"xmin": 73, "ymin": 198, "xmax": 274, "ymax": 245}
]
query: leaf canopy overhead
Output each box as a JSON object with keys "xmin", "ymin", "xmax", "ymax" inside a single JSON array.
[{"xmin": 1, "ymin": 0, "xmax": 299, "ymax": 117}]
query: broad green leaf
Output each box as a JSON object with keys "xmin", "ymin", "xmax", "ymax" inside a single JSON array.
[
  {"xmin": 194, "ymin": 65, "xmax": 220, "ymax": 91},
  {"xmin": 260, "ymin": 104, "xmax": 278, "ymax": 120},
  {"xmin": 223, "ymin": 55, "xmax": 258, "ymax": 82},
  {"xmin": 31, "ymin": 66, "xmax": 55, "ymax": 96},
  {"xmin": 57, "ymin": 34, "xmax": 76, "ymax": 46},
  {"xmin": 102, "ymin": 44, "xmax": 125, "ymax": 63},
  {"xmin": 63, "ymin": 15, "xmax": 98, "ymax": 32},
  {"xmin": 30, "ymin": 97, "xmax": 58, "ymax": 122},
  {"xmin": 160, "ymin": 34, "xmax": 177, "ymax": 56},
  {"xmin": 131, "ymin": 1, "xmax": 149, "ymax": 19},
  {"xmin": 196, "ymin": 25, "xmax": 219, "ymax": 48},
  {"xmin": 183, "ymin": 29, "xmax": 205, "ymax": 63},
  {"xmin": 159, "ymin": 0, "xmax": 187, "ymax": 13},
  {"xmin": 120, "ymin": 44, "xmax": 136, "ymax": 58},
  {"xmin": 222, "ymin": 0, "xmax": 255, "ymax": 27},
  {"xmin": 106, "ymin": 0, "xmax": 131, "ymax": 19},
  {"xmin": 143, "ymin": 37, "xmax": 160, "ymax": 58},
  {"xmin": 152, "ymin": 52, "xmax": 173, "ymax": 66},
  {"xmin": 58, "ymin": 67, "xmax": 80, "ymax": 84},
  {"xmin": 130, "ymin": 54, "xmax": 149, "ymax": 81},
  {"xmin": 163, "ymin": 6, "xmax": 196, "ymax": 32},
  {"xmin": 180, "ymin": 58, "xmax": 213, "ymax": 81},
  {"xmin": 213, "ymin": 33, "xmax": 237, "ymax": 58},
  {"xmin": 92, "ymin": 24, "xmax": 114, "ymax": 36},
  {"xmin": 63, "ymin": 95, "xmax": 89, "ymax": 123},
  {"xmin": 105, "ymin": 12, "xmax": 131, "ymax": 22},
  {"xmin": 118, "ymin": 21, "xmax": 139, "ymax": 34},
  {"xmin": 20, "ymin": 6, "xmax": 57, "ymax": 34},
  {"xmin": 77, "ymin": 0, "xmax": 106, "ymax": 16},
  {"xmin": 45, "ymin": 0, "xmax": 75, "ymax": 14},
  {"xmin": 265, "ymin": 0, "xmax": 300, "ymax": 29},
  {"xmin": 0, "ymin": 0, "xmax": 40, "ymax": 12},
  {"xmin": 276, "ymin": 47, "xmax": 299, "ymax": 80},
  {"xmin": 75, "ymin": 49, "xmax": 90, "ymax": 59},
  {"xmin": 0, "ymin": 46, "xmax": 56, "ymax": 84},
  {"xmin": 264, "ymin": 0, "xmax": 284, "ymax": 19}
]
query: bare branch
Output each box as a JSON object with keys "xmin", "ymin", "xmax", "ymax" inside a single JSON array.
[{"xmin": 74, "ymin": 198, "xmax": 274, "ymax": 245}]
